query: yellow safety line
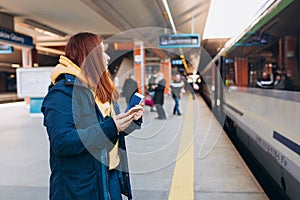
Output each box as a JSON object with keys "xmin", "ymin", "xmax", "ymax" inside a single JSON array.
[{"xmin": 168, "ymin": 97, "xmax": 194, "ymax": 200}]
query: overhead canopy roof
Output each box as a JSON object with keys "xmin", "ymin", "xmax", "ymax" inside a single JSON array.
[{"xmin": 0, "ymin": 0, "xmax": 273, "ymax": 57}]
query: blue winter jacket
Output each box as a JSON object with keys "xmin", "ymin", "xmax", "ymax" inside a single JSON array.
[{"xmin": 41, "ymin": 74, "xmax": 140, "ymax": 200}]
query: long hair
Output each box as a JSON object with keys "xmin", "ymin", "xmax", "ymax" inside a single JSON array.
[{"xmin": 65, "ymin": 32, "xmax": 119, "ymax": 103}]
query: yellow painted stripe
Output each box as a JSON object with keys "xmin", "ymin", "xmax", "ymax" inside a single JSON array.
[{"xmin": 168, "ymin": 98, "xmax": 194, "ymax": 200}]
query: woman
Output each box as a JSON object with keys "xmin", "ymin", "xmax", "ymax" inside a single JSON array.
[{"xmin": 41, "ymin": 32, "xmax": 143, "ymax": 200}]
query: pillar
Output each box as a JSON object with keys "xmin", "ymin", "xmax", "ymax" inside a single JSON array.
[
  {"xmin": 234, "ymin": 58, "xmax": 248, "ymax": 87},
  {"xmin": 22, "ymin": 48, "xmax": 32, "ymax": 68},
  {"xmin": 163, "ymin": 58, "xmax": 171, "ymax": 94},
  {"xmin": 134, "ymin": 41, "xmax": 145, "ymax": 96}
]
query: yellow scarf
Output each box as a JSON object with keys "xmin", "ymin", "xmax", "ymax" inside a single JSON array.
[
  {"xmin": 51, "ymin": 55, "xmax": 87, "ymax": 84},
  {"xmin": 94, "ymin": 98, "xmax": 120, "ymax": 170}
]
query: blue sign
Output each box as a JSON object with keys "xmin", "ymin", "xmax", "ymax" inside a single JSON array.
[
  {"xmin": 172, "ymin": 59, "xmax": 183, "ymax": 65},
  {"xmin": 30, "ymin": 97, "xmax": 44, "ymax": 114},
  {"xmin": 0, "ymin": 45, "xmax": 14, "ymax": 54},
  {"xmin": 159, "ymin": 34, "xmax": 200, "ymax": 48},
  {"xmin": 0, "ymin": 29, "xmax": 33, "ymax": 48}
]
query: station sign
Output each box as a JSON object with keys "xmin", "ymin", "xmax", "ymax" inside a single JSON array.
[
  {"xmin": 158, "ymin": 34, "xmax": 200, "ymax": 48},
  {"xmin": 0, "ymin": 28, "xmax": 33, "ymax": 48}
]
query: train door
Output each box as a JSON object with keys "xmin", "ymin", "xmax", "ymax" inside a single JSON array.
[{"xmin": 213, "ymin": 56, "xmax": 226, "ymax": 124}]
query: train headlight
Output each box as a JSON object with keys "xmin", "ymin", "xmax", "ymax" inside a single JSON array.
[
  {"xmin": 197, "ymin": 77, "xmax": 201, "ymax": 83},
  {"xmin": 187, "ymin": 78, "xmax": 193, "ymax": 83}
]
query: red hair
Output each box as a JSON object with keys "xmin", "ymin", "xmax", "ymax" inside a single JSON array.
[{"xmin": 65, "ymin": 32, "xmax": 119, "ymax": 103}]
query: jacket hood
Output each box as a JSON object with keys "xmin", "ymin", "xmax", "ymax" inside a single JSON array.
[{"xmin": 51, "ymin": 55, "xmax": 86, "ymax": 84}]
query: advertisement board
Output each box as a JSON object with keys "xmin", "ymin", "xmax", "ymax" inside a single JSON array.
[{"xmin": 16, "ymin": 67, "xmax": 53, "ymax": 98}]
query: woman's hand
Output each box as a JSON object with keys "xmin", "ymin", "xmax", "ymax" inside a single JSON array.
[
  {"xmin": 128, "ymin": 106, "xmax": 144, "ymax": 121},
  {"xmin": 113, "ymin": 106, "xmax": 144, "ymax": 132},
  {"xmin": 133, "ymin": 108, "xmax": 144, "ymax": 121},
  {"xmin": 113, "ymin": 112, "xmax": 134, "ymax": 132}
]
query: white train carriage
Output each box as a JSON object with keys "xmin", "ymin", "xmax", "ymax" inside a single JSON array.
[{"xmin": 199, "ymin": 1, "xmax": 300, "ymax": 199}]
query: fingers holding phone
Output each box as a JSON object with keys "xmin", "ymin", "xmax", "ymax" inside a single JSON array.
[
  {"xmin": 113, "ymin": 105, "xmax": 144, "ymax": 131},
  {"xmin": 113, "ymin": 112, "xmax": 134, "ymax": 132},
  {"xmin": 128, "ymin": 105, "xmax": 144, "ymax": 120}
]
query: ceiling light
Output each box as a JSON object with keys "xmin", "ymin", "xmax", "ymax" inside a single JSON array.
[
  {"xmin": 162, "ymin": 0, "xmax": 177, "ymax": 34},
  {"xmin": 11, "ymin": 64, "xmax": 20, "ymax": 68},
  {"xmin": 162, "ymin": 0, "xmax": 185, "ymax": 55},
  {"xmin": 23, "ymin": 19, "xmax": 67, "ymax": 38},
  {"xmin": 36, "ymin": 46, "xmax": 65, "ymax": 55}
]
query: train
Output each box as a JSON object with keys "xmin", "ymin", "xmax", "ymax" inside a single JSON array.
[{"xmin": 197, "ymin": 0, "xmax": 300, "ymax": 199}]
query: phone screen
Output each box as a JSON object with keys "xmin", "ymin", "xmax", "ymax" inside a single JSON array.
[{"xmin": 125, "ymin": 92, "xmax": 144, "ymax": 112}]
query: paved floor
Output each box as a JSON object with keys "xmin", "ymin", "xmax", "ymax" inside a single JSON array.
[
  {"xmin": 0, "ymin": 102, "xmax": 49, "ymax": 200},
  {"xmin": 0, "ymin": 93, "xmax": 268, "ymax": 200},
  {"xmin": 0, "ymin": 92, "xmax": 23, "ymax": 104}
]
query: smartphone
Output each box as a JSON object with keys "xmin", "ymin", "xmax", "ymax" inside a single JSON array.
[{"xmin": 125, "ymin": 92, "xmax": 144, "ymax": 112}]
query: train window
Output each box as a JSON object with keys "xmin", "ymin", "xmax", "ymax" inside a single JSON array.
[{"xmin": 221, "ymin": 1, "xmax": 300, "ymax": 91}]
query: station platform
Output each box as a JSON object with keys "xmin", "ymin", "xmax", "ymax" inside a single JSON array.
[
  {"xmin": 0, "ymin": 92, "xmax": 23, "ymax": 104},
  {"xmin": 0, "ymin": 93, "xmax": 268, "ymax": 200}
]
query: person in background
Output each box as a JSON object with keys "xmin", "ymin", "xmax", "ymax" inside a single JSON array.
[
  {"xmin": 148, "ymin": 74, "xmax": 157, "ymax": 92},
  {"xmin": 113, "ymin": 76, "xmax": 120, "ymax": 90},
  {"xmin": 153, "ymin": 72, "xmax": 167, "ymax": 120},
  {"xmin": 147, "ymin": 74, "xmax": 157, "ymax": 112},
  {"xmin": 170, "ymin": 74, "xmax": 184, "ymax": 115},
  {"xmin": 41, "ymin": 32, "xmax": 143, "ymax": 200},
  {"xmin": 274, "ymin": 74, "xmax": 285, "ymax": 89},
  {"xmin": 257, "ymin": 71, "xmax": 273, "ymax": 88},
  {"xmin": 122, "ymin": 73, "xmax": 138, "ymax": 105}
]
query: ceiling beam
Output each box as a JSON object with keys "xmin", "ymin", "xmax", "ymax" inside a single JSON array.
[{"xmin": 81, "ymin": 0, "xmax": 166, "ymax": 59}]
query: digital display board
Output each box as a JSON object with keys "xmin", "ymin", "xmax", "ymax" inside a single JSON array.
[
  {"xmin": 235, "ymin": 32, "xmax": 269, "ymax": 47},
  {"xmin": 159, "ymin": 34, "xmax": 200, "ymax": 48},
  {"xmin": 172, "ymin": 59, "xmax": 183, "ymax": 65}
]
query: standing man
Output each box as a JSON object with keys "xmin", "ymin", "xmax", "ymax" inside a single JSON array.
[
  {"xmin": 122, "ymin": 73, "xmax": 138, "ymax": 105},
  {"xmin": 153, "ymin": 72, "xmax": 167, "ymax": 119},
  {"xmin": 170, "ymin": 74, "xmax": 184, "ymax": 115}
]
